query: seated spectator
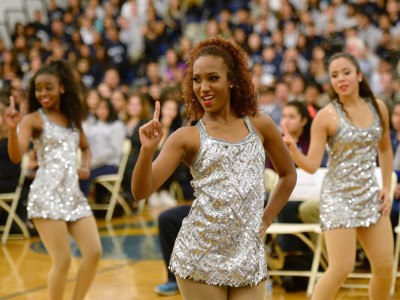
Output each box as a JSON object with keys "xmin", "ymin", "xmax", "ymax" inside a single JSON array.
[
  {"xmin": 391, "ymin": 102, "xmax": 400, "ymax": 232},
  {"xmin": 80, "ymin": 98, "xmax": 125, "ymax": 203},
  {"xmin": 270, "ymin": 100, "xmax": 327, "ymax": 291},
  {"xmin": 110, "ymin": 89, "xmax": 128, "ymax": 121},
  {"xmin": 258, "ymin": 85, "xmax": 281, "ymax": 126},
  {"xmin": 122, "ymin": 92, "xmax": 152, "ymax": 204},
  {"xmin": 0, "ymin": 94, "xmax": 20, "ymax": 194},
  {"xmin": 148, "ymin": 98, "xmax": 182, "ymax": 207}
]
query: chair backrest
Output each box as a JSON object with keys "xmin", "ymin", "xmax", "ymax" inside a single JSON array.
[
  {"xmin": 116, "ymin": 138, "xmax": 132, "ymax": 178},
  {"xmin": 289, "ymin": 168, "xmax": 327, "ymax": 201},
  {"xmin": 264, "ymin": 168, "xmax": 279, "ymax": 193},
  {"xmin": 374, "ymin": 167, "xmax": 397, "ymax": 200}
]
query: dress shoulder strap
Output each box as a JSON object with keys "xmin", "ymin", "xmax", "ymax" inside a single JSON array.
[
  {"xmin": 196, "ymin": 119, "xmax": 208, "ymax": 137},
  {"xmin": 38, "ymin": 108, "xmax": 48, "ymax": 122},
  {"xmin": 243, "ymin": 115, "xmax": 256, "ymax": 133}
]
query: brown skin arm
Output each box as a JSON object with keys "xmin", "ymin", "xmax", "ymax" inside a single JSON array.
[
  {"xmin": 283, "ymin": 106, "xmax": 331, "ymax": 173},
  {"xmin": 251, "ymin": 113, "xmax": 297, "ymax": 233},
  {"xmin": 77, "ymin": 128, "xmax": 92, "ymax": 180},
  {"xmin": 131, "ymin": 126, "xmax": 193, "ymax": 200},
  {"xmin": 376, "ymin": 99, "xmax": 393, "ymax": 216},
  {"xmin": 7, "ymin": 113, "xmax": 37, "ymax": 163}
]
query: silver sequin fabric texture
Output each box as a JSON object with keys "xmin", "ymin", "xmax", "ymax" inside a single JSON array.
[
  {"xmin": 320, "ymin": 99, "xmax": 382, "ymax": 231},
  {"xmin": 27, "ymin": 109, "xmax": 93, "ymax": 221},
  {"xmin": 169, "ymin": 116, "xmax": 267, "ymax": 287}
]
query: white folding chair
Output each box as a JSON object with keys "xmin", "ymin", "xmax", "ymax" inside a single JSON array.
[
  {"xmin": 0, "ymin": 154, "xmax": 30, "ymax": 244},
  {"xmin": 90, "ymin": 138, "xmax": 133, "ymax": 221},
  {"xmin": 265, "ymin": 168, "xmax": 327, "ymax": 297}
]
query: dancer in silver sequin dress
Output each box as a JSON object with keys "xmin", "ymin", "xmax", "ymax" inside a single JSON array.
[
  {"xmin": 283, "ymin": 53, "xmax": 394, "ymax": 299},
  {"xmin": 5, "ymin": 60, "xmax": 102, "ymax": 300},
  {"xmin": 132, "ymin": 37, "xmax": 297, "ymax": 299}
]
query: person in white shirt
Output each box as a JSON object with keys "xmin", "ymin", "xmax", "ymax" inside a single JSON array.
[{"xmin": 80, "ymin": 98, "xmax": 125, "ymax": 202}]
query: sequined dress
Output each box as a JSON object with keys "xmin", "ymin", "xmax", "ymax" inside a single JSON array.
[
  {"xmin": 27, "ymin": 109, "xmax": 93, "ymax": 221},
  {"xmin": 320, "ymin": 99, "xmax": 382, "ymax": 231},
  {"xmin": 169, "ymin": 116, "xmax": 267, "ymax": 287}
]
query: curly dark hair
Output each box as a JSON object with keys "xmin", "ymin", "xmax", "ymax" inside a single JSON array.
[
  {"xmin": 182, "ymin": 36, "xmax": 258, "ymax": 120},
  {"xmin": 27, "ymin": 59, "xmax": 85, "ymax": 129},
  {"xmin": 327, "ymin": 52, "xmax": 383, "ymax": 130}
]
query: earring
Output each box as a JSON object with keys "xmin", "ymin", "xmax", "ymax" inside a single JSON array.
[{"xmin": 230, "ymin": 85, "xmax": 234, "ymax": 88}]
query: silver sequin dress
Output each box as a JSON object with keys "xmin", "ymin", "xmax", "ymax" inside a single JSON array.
[
  {"xmin": 320, "ymin": 99, "xmax": 382, "ymax": 231},
  {"xmin": 169, "ymin": 116, "xmax": 267, "ymax": 287},
  {"xmin": 27, "ymin": 109, "xmax": 93, "ymax": 221}
]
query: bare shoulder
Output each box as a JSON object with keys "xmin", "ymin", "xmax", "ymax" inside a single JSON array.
[
  {"xmin": 20, "ymin": 111, "xmax": 42, "ymax": 127},
  {"xmin": 376, "ymin": 98, "xmax": 389, "ymax": 114},
  {"xmin": 165, "ymin": 124, "xmax": 200, "ymax": 164},
  {"xmin": 314, "ymin": 103, "xmax": 336, "ymax": 123},
  {"xmin": 249, "ymin": 112, "xmax": 277, "ymax": 131},
  {"xmin": 249, "ymin": 113, "xmax": 280, "ymax": 144},
  {"xmin": 168, "ymin": 125, "xmax": 199, "ymax": 143}
]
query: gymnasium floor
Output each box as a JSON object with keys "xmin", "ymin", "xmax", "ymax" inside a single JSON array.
[{"xmin": 1, "ymin": 203, "xmax": 399, "ymax": 300}]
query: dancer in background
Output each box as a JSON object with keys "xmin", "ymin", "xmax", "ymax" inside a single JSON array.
[
  {"xmin": 5, "ymin": 60, "xmax": 102, "ymax": 300},
  {"xmin": 283, "ymin": 52, "xmax": 393, "ymax": 300}
]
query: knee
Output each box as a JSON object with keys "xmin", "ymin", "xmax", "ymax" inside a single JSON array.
[
  {"xmin": 370, "ymin": 256, "xmax": 393, "ymax": 279},
  {"xmin": 54, "ymin": 254, "xmax": 72, "ymax": 273},
  {"xmin": 87, "ymin": 245, "xmax": 103, "ymax": 263},
  {"xmin": 328, "ymin": 262, "xmax": 355, "ymax": 280}
]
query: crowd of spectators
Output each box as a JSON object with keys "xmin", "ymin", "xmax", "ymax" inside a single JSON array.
[{"xmin": 0, "ymin": 0, "xmax": 400, "ymax": 202}]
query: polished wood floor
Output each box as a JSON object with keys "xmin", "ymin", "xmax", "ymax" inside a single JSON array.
[{"xmin": 1, "ymin": 203, "xmax": 400, "ymax": 300}]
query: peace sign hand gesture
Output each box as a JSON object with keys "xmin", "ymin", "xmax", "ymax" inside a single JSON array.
[
  {"xmin": 139, "ymin": 101, "xmax": 164, "ymax": 152},
  {"xmin": 4, "ymin": 96, "xmax": 20, "ymax": 130}
]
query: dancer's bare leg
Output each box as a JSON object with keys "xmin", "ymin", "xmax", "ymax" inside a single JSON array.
[
  {"xmin": 311, "ymin": 228, "xmax": 357, "ymax": 300},
  {"xmin": 357, "ymin": 217, "xmax": 393, "ymax": 300},
  {"xmin": 68, "ymin": 216, "xmax": 102, "ymax": 300},
  {"xmin": 176, "ymin": 277, "xmax": 228, "ymax": 300},
  {"xmin": 228, "ymin": 280, "xmax": 266, "ymax": 300},
  {"xmin": 33, "ymin": 219, "xmax": 72, "ymax": 300}
]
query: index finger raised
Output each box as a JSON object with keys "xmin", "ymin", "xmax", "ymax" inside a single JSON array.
[
  {"xmin": 9, "ymin": 96, "xmax": 15, "ymax": 111},
  {"xmin": 153, "ymin": 101, "xmax": 160, "ymax": 121},
  {"xmin": 281, "ymin": 123, "xmax": 289, "ymax": 136}
]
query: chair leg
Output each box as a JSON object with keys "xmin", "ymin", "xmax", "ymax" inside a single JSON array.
[
  {"xmin": 0, "ymin": 199, "xmax": 30, "ymax": 244},
  {"xmin": 105, "ymin": 185, "xmax": 132, "ymax": 222},
  {"xmin": 391, "ymin": 231, "xmax": 400, "ymax": 297},
  {"xmin": 307, "ymin": 232, "xmax": 324, "ymax": 298},
  {"xmin": 137, "ymin": 199, "xmax": 146, "ymax": 213}
]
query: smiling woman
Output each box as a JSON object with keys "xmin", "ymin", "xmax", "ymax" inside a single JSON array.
[
  {"xmin": 131, "ymin": 36, "xmax": 297, "ymax": 300},
  {"xmin": 4, "ymin": 59, "xmax": 102, "ymax": 300},
  {"xmin": 282, "ymin": 52, "xmax": 394, "ymax": 300}
]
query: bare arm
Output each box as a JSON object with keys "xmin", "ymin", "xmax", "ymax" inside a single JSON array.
[
  {"xmin": 5, "ymin": 97, "xmax": 34, "ymax": 163},
  {"xmin": 376, "ymin": 99, "xmax": 393, "ymax": 216},
  {"xmin": 252, "ymin": 114, "xmax": 297, "ymax": 232},
  {"xmin": 131, "ymin": 101, "xmax": 186, "ymax": 199},
  {"xmin": 78, "ymin": 128, "xmax": 91, "ymax": 180},
  {"xmin": 282, "ymin": 107, "xmax": 331, "ymax": 173}
]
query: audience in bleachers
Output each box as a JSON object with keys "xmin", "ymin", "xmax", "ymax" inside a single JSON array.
[{"xmin": 1, "ymin": 0, "xmax": 400, "ymax": 295}]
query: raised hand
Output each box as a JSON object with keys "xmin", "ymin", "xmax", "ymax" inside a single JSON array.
[
  {"xmin": 139, "ymin": 101, "xmax": 164, "ymax": 151},
  {"xmin": 4, "ymin": 96, "xmax": 20, "ymax": 130}
]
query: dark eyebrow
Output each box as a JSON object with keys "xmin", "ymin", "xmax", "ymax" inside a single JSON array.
[{"xmin": 193, "ymin": 72, "xmax": 219, "ymax": 77}]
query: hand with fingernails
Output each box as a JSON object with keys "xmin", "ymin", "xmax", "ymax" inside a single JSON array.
[
  {"xmin": 138, "ymin": 101, "xmax": 164, "ymax": 152},
  {"xmin": 4, "ymin": 96, "xmax": 19, "ymax": 130}
]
